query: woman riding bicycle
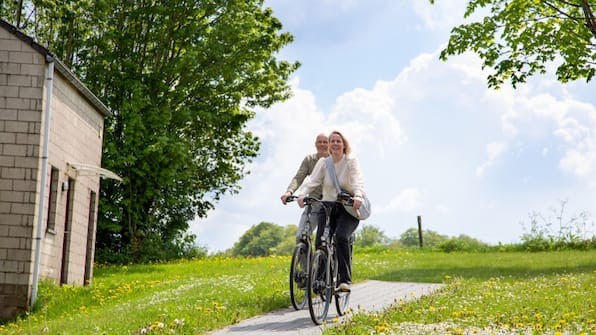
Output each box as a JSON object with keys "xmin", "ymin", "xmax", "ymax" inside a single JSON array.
[{"xmin": 296, "ymin": 130, "xmax": 367, "ymax": 292}]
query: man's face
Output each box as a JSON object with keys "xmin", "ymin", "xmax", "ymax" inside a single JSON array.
[{"xmin": 315, "ymin": 135, "xmax": 329, "ymax": 155}]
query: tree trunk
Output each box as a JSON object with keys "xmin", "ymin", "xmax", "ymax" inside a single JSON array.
[{"xmin": 581, "ymin": 0, "xmax": 596, "ymax": 38}]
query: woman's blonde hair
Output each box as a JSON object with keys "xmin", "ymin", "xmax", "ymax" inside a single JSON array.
[{"xmin": 329, "ymin": 130, "xmax": 351, "ymax": 155}]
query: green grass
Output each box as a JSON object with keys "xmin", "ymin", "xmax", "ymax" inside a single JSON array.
[
  {"xmin": 1, "ymin": 250, "xmax": 594, "ymax": 334},
  {"xmin": 332, "ymin": 250, "xmax": 596, "ymax": 335}
]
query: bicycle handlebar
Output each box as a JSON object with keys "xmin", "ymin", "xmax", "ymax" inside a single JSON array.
[{"xmin": 285, "ymin": 194, "xmax": 355, "ymax": 207}]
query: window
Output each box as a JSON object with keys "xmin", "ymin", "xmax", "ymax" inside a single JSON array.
[{"xmin": 46, "ymin": 166, "xmax": 59, "ymax": 233}]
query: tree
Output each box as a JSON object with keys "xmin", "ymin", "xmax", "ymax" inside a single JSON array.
[
  {"xmin": 399, "ymin": 228, "xmax": 449, "ymax": 248},
  {"xmin": 430, "ymin": 0, "xmax": 596, "ymax": 88},
  {"xmin": 354, "ymin": 225, "xmax": 391, "ymax": 247},
  {"xmin": 270, "ymin": 225, "xmax": 298, "ymax": 256},
  {"xmin": 232, "ymin": 222, "xmax": 284, "ymax": 257},
  {"xmin": 438, "ymin": 234, "xmax": 488, "ymax": 252},
  {"xmin": 2, "ymin": 0, "xmax": 299, "ymax": 262}
]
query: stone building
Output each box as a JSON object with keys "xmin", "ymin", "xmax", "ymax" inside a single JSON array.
[{"xmin": 0, "ymin": 19, "xmax": 119, "ymax": 320}]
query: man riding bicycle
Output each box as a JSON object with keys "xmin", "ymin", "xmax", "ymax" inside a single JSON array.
[{"xmin": 280, "ymin": 133, "xmax": 329, "ymax": 243}]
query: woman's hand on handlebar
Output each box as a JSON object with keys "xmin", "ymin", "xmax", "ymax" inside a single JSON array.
[{"xmin": 352, "ymin": 196, "xmax": 362, "ymax": 210}]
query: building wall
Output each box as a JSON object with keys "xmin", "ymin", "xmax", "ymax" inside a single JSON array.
[
  {"xmin": 40, "ymin": 70, "xmax": 104, "ymax": 286},
  {"xmin": 1, "ymin": 25, "xmax": 104, "ymax": 320},
  {"xmin": 0, "ymin": 24, "xmax": 45, "ymax": 321}
]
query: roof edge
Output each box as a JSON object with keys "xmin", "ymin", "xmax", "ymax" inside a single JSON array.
[
  {"xmin": 51, "ymin": 57, "xmax": 112, "ymax": 117},
  {"xmin": 0, "ymin": 19, "xmax": 112, "ymax": 117}
]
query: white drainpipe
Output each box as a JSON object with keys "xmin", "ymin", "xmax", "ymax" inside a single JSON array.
[{"xmin": 31, "ymin": 55, "xmax": 54, "ymax": 307}]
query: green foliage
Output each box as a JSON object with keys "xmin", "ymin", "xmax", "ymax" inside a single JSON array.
[
  {"xmin": 520, "ymin": 200, "xmax": 596, "ymax": 251},
  {"xmin": 430, "ymin": 0, "xmax": 596, "ymax": 88},
  {"xmin": 438, "ymin": 234, "xmax": 489, "ymax": 252},
  {"xmin": 2, "ymin": 1, "xmax": 299, "ymax": 262},
  {"xmin": 270, "ymin": 225, "xmax": 298, "ymax": 256},
  {"xmin": 399, "ymin": 227, "xmax": 450, "ymax": 248},
  {"xmin": 234, "ymin": 223, "xmax": 393, "ymax": 256},
  {"xmin": 354, "ymin": 224, "xmax": 391, "ymax": 247},
  {"xmin": 231, "ymin": 221, "xmax": 284, "ymax": 257}
]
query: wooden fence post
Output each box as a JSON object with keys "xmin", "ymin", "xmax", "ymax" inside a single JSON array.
[{"xmin": 417, "ymin": 215, "xmax": 423, "ymax": 248}]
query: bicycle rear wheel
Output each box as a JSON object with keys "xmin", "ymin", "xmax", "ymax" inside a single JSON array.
[
  {"xmin": 289, "ymin": 243, "xmax": 308, "ymax": 310},
  {"xmin": 308, "ymin": 250, "xmax": 330, "ymax": 325}
]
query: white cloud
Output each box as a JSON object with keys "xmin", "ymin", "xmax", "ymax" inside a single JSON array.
[
  {"xmin": 330, "ymin": 82, "xmax": 406, "ymax": 158},
  {"xmin": 476, "ymin": 141, "xmax": 508, "ymax": 177},
  {"xmin": 385, "ymin": 188, "xmax": 424, "ymax": 212},
  {"xmin": 410, "ymin": 0, "xmax": 471, "ymax": 31},
  {"xmin": 490, "ymin": 85, "xmax": 596, "ymax": 183}
]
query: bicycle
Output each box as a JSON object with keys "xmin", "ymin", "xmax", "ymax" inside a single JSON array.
[
  {"xmin": 286, "ymin": 195, "xmax": 315, "ymax": 310},
  {"xmin": 305, "ymin": 195, "xmax": 354, "ymax": 325}
]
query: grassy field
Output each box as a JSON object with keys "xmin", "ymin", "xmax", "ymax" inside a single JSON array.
[{"xmin": 1, "ymin": 249, "xmax": 594, "ymax": 334}]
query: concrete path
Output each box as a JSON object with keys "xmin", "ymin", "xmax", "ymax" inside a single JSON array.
[{"xmin": 209, "ymin": 280, "xmax": 444, "ymax": 335}]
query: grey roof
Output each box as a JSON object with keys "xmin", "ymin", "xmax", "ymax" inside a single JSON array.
[{"xmin": 0, "ymin": 19, "xmax": 112, "ymax": 117}]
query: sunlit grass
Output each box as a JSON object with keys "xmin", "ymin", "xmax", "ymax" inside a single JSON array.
[
  {"xmin": 1, "ymin": 256, "xmax": 291, "ymax": 334},
  {"xmin": 0, "ymin": 250, "xmax": 594, "ymax": 334},
  {"xmin": 327, "ymin": 250, "xmax": 596, "ymax": 335}
]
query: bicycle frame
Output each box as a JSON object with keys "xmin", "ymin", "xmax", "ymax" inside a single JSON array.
[
  {"xmin": 287, "ymin": 196, "xmax": 316, "ymax": 310},
  {"xmin": 305, "ymin": 197, "xmax": 352, "ymax": 325}
]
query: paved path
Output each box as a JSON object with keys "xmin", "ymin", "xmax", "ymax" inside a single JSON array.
[{"xmin": 209, "ymin": 280, "xmax": 444, "ymax": 335}]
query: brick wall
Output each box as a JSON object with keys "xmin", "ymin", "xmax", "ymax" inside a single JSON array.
[{"xmin": 0, "ymin": 25, "xmax": 45, "ymax": 320}]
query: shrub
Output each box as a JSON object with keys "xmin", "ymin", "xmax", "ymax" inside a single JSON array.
[
  {"xmin": 438, "ymin": 234, "xmax": 488, "ymax": 252},
  {"xmin": 520, "ymin": 200, "xmax": 595, "ymax": 251}
]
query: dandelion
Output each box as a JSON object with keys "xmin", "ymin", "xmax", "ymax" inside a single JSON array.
[{"xmin": 375, "ymin": 324, "xmax": 389, "ymax": 333}]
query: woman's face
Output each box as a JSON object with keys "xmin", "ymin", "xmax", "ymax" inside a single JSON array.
[{"xmin": 329, "ymin": 133, "xmax": 344, "ymax": 155}]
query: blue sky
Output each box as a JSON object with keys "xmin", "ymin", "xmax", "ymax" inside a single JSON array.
[{"xmin": 192, "ymin": 0, "xmax": 596, "ymax": 252}]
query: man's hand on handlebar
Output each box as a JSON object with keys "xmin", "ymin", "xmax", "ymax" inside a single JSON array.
[{"xmin": 280, "ymin": 191, "xmax": 292, "ymax": 205}]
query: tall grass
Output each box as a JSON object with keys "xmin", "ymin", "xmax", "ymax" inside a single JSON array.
[{"xmin": 1, "ymin": 250, "xmax": 594, "ymax": 334}]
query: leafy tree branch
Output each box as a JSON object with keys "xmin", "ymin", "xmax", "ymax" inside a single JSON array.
[{"xmin": 430, "ymin": 0, "xmax": 596, "ymax": 88}]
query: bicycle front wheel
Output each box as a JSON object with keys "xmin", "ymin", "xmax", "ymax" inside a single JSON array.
[
  {"xmin": 289, "ymin": 243, "xmax": 308, "ymax": 310},
  {"xmin": 308, "ymin": 250, "xmax": 331, "ymax": 325}
]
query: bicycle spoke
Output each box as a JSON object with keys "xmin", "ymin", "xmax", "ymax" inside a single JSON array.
[
  {"xmin": 308, "ymin": 251, "xmax": 330, "ymax": 325},
  {"xmin": 290, "ymin": 244, "xmax": 308, "ymax": 310}
]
